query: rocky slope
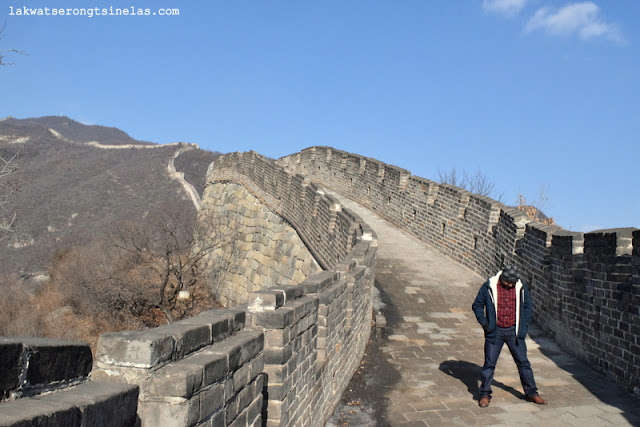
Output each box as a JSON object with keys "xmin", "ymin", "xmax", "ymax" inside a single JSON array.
[{"xmin": 0, "ymin": 116, "xmax": 221, "ymax": 277}]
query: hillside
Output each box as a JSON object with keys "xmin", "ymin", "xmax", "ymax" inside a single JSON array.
[{"xmin": 0, "ymin": 116, "xmax": 221, "ymax": 277}]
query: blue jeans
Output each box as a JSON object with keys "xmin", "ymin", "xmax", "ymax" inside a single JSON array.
[{"xmin": 479, "ymin": 326, "xmax": 538, "ymax": 398}]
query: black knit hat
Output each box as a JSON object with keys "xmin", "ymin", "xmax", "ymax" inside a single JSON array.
[{"xmin": 501, "ymin": 264, "xmax": 519, "ymax": 283}]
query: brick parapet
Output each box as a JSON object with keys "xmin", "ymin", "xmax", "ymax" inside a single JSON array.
[
  {"xmin": 0, "ymin": 338, "xmax": 138, "ymax": 427},
  {"xmin": 278, "ymin": 145, "xmax": 639, "ymax": 395},
  {"xmin": 93, "ymin": 309, "xmax": 264, "ymax": 426},
  {"xmin": 205, "ymin": 150, "xmax": 376, "ymax": 425},
  {"xmin": 78, "ymin": 149, "xmax": 378, "ymax": 426}
]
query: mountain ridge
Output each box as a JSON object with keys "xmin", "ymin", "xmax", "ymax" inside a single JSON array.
[{"xmin": 0, "ymin": 116, "xmax": 222, "ymax": 276}]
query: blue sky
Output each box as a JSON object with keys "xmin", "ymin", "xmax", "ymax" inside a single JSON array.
[{"xmin": 1, "ymin": 0, "xmax": 638, "ymax": 231}]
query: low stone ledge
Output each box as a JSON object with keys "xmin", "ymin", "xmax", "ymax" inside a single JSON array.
[
  {"xmin": 247, "ymin": 291, "xmax": 285, "ymax": 312},
  {"xmin": 203, "ymin": 330, "xmax": 264, "ymax": 373},
  {"xmin": 298, "ymin": 271, "xmax": 340, "ymax": 295},
  {"xmin": 183, "ymin": 308, "xmax": 246, "ymax": 344},
  {"xmin": 156, "ymin": 323, "xmax": 212, "ymax": 360},
  {"xmin": 0, "ymin": 338, "xmax": 93, "ymax": 400},
  {"xmin": 250, "ymin": 295, "xmax": 319, "ymax": 330},
  {"xmin": 0, "ymin": 381, "xmax": 138, "ymax": 427},
  {"xmin": 96, "ymin": 329, "xmax": 175, "ymax": 370}
]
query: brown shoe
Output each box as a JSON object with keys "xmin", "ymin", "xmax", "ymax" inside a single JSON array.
[
  {"xmin": 479, "ymin": 396, "xmax": 491, "ymax": 408},
  {"xmin": 528, "ymin": 395, "xmax": 547, "ymax": 405}
]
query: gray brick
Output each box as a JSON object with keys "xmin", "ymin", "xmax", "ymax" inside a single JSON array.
[
  {"xmin": 96, "ymin": 329, "xmax": 174, "ymax": 369},
  {"xmin": 147, "ymin": 362, "xmax": 203, "ymax": 398},
  {"xmin": 154, "ymin": 322, "xmax": 212, "ymax": 359},
  {"xmin": 0, "ymin": 338, "xmax": 93, "ymax": 392},
  {"xmin": 199, "ymin": 383, "xmax": 225, "ymax": 422},
  {"xmin": 0, "ymin": 341, "xmax": 24, "ymax": 399}
]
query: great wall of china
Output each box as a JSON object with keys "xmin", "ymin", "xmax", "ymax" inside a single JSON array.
[{"xmin": 0, "ymin": 146, "xmax": 638, "ymax": 426}]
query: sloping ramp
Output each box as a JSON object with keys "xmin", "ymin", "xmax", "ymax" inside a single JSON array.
[{"xmin": 328, "ymin": 192, "xmax": 640, "ymax": 426}]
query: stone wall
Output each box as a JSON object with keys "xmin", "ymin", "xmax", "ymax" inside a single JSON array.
[
  {"xmin": 88, "ymin": 150, "xmax": 377, "ymax": 426},
  {"xmin": 199, "ymin": 182, "xmax": 321, "ymax": 307},
  {"xmin": 0, "ymin": 338, "xmax": 138, "ymax": 426},
  {"xmin": 277, "ymin": 146, "xmax": 640, "ymax": 395}
]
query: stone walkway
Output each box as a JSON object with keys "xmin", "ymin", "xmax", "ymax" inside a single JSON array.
[{"xmin": 327, "ymin": 193, "xmax": 640, "ymax": 427}]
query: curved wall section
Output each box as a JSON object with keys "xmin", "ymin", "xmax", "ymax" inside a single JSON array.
[
  {"xmin": 90, "ymin": 150, "xmax": 377, "ymax": 427},
  {"xmin": 277, "ymin": 146, "xmax": 640, "ymax": 395},
  {"xmin": 200, "ymin": 182, "xmax": 322, "ymax": 307}
]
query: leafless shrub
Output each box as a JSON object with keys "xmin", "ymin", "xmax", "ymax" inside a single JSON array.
[
  {"xmin": 47, "ymin": 200, "xmax": 230, "ymax": 330},
  {"xmin": 437, "ymin": 167, "xmax": 500, "ymax": 200}
]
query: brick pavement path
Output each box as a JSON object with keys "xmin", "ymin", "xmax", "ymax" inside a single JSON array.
[{"xmin": 327, "ymin": 193, "xmax": 640, "ymax": 427}]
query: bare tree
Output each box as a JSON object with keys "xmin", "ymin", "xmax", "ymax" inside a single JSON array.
[
  {"xmin": 0, "ymin": 23, "xmax": 25, "ymax": 67},
  {"xmin": 438, "ymin": 167, "xmax": 500, "ymax": 200},
  {"xmin": 47, "ymin": 201, "xmax": 234, "ymax": 327},
  {"xmin": 104, "ymin": 201, "xmax": 233, "ymax": 323},
  {"xmin": 0, "ymin": 146, "xmax": 20, "ymax": 231}
]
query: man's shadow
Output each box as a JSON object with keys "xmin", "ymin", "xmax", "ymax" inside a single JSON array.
[{"xmin": 439, "ymin": 360, "xmax": 526, "ymax": 402}]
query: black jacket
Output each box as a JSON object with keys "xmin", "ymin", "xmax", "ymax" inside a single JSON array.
[{"xmin": 471, "ymin": 271, "xmax": 533, "ymax": 342}]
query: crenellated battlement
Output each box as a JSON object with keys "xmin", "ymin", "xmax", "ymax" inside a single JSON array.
[
  {"xmin": 0, "ymin": 148, "xmax": 377, "ymax": 427},
  {"xmin": 277, "ymin": 146, "xmax": 640, "ymax": 395},
  {"xmin": 1, "ymin": 145, "xmax": 637, "ymax": 426}
]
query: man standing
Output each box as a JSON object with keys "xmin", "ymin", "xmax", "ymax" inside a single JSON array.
[{"xmin": 471, "ymin": 264, "xmax": 547, "ymax": 408}]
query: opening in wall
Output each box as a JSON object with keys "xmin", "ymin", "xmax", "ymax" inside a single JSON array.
[
  {"xmin": 367, "ymin": 185, "xmax": 371, "ymax": 196},
  {"xmin": 473, "ymin": 236, "xmax": 478, "ymax": 250},
  {"xmin": 442, "ymin": 223, "xmax": 446, "ymax": 234},
  {"xmin": 387, "ymin": 196, "xmax": 391, "ymax": 206}
]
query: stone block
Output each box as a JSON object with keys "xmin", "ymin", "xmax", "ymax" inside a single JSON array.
[
  {"xmin": 264, "ymin": 328, "xmax": 291, "ymax": 348},
  {"xmin": 335, "ymin": 259, "xmax": 356, "ymax": 274},
  {"xmin": 0, "ymin": 401, "xmax": 82, "ymax": 427},
  {"xmin": 96, "ymin": 329, "xmax": 174, "ymax": 369},
  {"xmin": 247, "ymin": 394, "xmax": 264, "ymax": 426},
  {"xmin": 139, "ymin": 395, "xmax": 200, "ymax": 427},
  {"xmin": 253, "ymin": 307, "xmax": 296, "ymax": 329},
  {"xmin": 267, "ymin": 285, "xmax": 304, "ymax": 302},
  {"xmin": 146, "ymin": 362, "xmax": 204, "ymax": 398},
  {"xmin": 186, "ymin": 352, "xmax": 228, "ymax": 387},
  {"xmin": 263, "ymin": 342, "xmax": 293, "ymax": 365},
  {"xmin": 233, "ymin": 364, "xmax": 251, "ymax": 394},
  {"xmin": 225, "ymin": 393, "xmax": 239, "ymax": 423},
  {"xmin": 229, "ymin": 407, "xmax": 248, "ymax": 427},
  {"xmin": 205, "ymin": 331, "xmax": 263, "ymax": 372},
  {"xmin": 199, "ymin": 383, "xmax": 225, "ymax": 422},
  {"xmin": 263, "ymin": 364, "xmax": 288, "ymax": 384},
  {"xmin": 193, "ymin": 309, "xmax": 246, "ymax": 339},
  {"xmin": 0, "ymin": 341, "xmax": 24, "ymax": 399},
  {"xmin": 247, "ymin": 291, "xmax": 285, "ymax": 312},
  {"xmin": 237, "ymin": 384, "xmax": 254, "ymax": 412},
  {"xmin": 250, "ymin": 354, "xmax": 264, "ymax": 381},
  {"xmin": 0, "ymin": 338, "xmax": 93, "ymax": 395},
  {"xmin": 154, "ymin": 322, "xmax": 212, "ymax": 359},
  {"xmin": 51, "ymin": 381, "xmax": 139, "ymax": 427},
  {"xmin": 203, "ymin": 409, "xmax": 225, "ymax": 427},
  {"xmin": 0, "ymin": 380, "xmax": 138, "ymax": 427},
  {"xmin": 346, "ymin": 266, "xmax": 366, "ymax": 283}
]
